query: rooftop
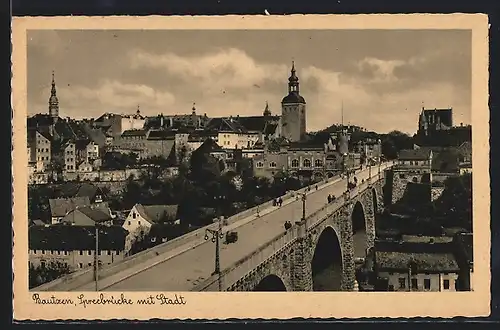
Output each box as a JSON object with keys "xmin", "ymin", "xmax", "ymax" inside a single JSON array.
[
  {"xmin": 49, "ymin": 197, "xmax": 91, "ymax": 218},
  {"xmin": 375, "ymin": 251, "xmax": 460, "ymax": 273},
  {"xmin": 135, "ymin": 204, "xmax": 179, "ymax": 224},
  {"xmin": 398, "ymin": 149, "xmax": 432, "ymax": 161},
  {"xmin": 29, "ymin": 225, "xmax": 127, "ymax": 251}
]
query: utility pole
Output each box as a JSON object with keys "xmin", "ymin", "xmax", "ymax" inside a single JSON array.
[{"xmin": 94, "ymin": 224, "xmax": 99, "ymax": 292}]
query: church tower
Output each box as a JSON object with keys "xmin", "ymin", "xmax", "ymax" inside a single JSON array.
[
  {"xmin": 281, "ymin": 61, "xmax": 306, "ymax": 142},
  {"xmin": 48, "ymin": 71, "xmax": 59, "ymax": 123}
]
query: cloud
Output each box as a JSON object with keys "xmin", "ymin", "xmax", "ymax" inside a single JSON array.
[
  {"xmin": 128, "ymin": 48, "xmax": 288, "ymax": 93},
  {"xmin": 356, "ymin": 57, "xmax": 407, "ymax": 83}
]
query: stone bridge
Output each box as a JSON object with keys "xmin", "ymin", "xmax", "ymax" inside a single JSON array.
[{"xmin": 192, "ymin": 176, "xmax": 385, "ymax": 292}]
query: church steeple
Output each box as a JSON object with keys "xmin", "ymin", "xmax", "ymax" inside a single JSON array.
[
  {"xmin": 263, "ymin": 101, "xmax": 271, "ymax": 117},
  {"xmin": 288, "ymin": 61, "xmax": 299, "ymax": 93},
  {"xmin": 48, "ymin": 70, "xmax": 59, "ymax": 122}
]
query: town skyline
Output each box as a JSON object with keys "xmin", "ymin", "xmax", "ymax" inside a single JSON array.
[{"xmin": 27, "ymin": 29, "xmax": 471, "ymax": 134}]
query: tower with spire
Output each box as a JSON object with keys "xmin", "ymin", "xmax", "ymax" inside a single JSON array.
[
  {"xmin": 281, "ymin": 61, "xmax": 306, "ymax": 142},
  {"xmin": 48, "ymin": 71, "xmax": 59, "ymax": 123}
]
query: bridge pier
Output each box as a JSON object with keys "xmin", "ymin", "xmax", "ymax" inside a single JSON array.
[
  {"xmin": 291, "ymin": 221, "xmax": 313, "ymax": 291},
  {"xmin": 340, "ymin": 202, "xmax": 356, "ymax": 291}
]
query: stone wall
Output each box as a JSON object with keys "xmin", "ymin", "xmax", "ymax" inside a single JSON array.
[{"xmin": 390, "ymin": 170, "xmax": 424, "ymax": 205}]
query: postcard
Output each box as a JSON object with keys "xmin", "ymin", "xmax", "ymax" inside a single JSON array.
[{"xmin": 12, "ymin": 14, "xmax": 490, "ymax": 320}]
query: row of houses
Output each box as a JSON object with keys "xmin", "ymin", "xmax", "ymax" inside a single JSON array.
[{"xmin": 29, "ymin": 184, "xmax": 181, "ymax": 272}]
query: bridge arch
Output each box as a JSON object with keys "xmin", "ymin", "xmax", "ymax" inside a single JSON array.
[
  {"xmin": 253, "ymin": 274, "xmax": 287, "ymax": 291},
  {"xmin": 311, "ymin": 226, "xmax": 343, "ymax": 291},
  {"xmin": 351, "ymin": 200, "xmax": 368, "ymax": 260}
]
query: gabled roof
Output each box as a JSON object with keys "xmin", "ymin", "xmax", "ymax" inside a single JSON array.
[
  {"xmin": 134, "ymin": 204, "xmax": 179, "ymax": 224},
  {"xmin": 49, "ymin": 197, "xmax": 91, "ymax": 218},
  {"xmin": 27, "ymin": 114, "xmax": 54, "ymax": 129},
  {"xmin": 398, "ymin": 149, "xmax": 432, "ymax": 160},
  {"xmin": 197, "ymin": 138, "xmax": 224, "ymax": 153},
  {"xmin": 75, "ymin": 139, "xmax": 92, "ymax": 150},
  {"xmin": 76, "ymin": 206, "xmax": 112, "ymax": 223},
  {"xmin": 29, "ymin": 225, "xmax": 128, "ymax": 251}
]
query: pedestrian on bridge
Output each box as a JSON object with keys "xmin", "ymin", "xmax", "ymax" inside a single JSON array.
[
  {"xmin": 327, "ymin": 194, "xmax": 332, "ymax": 203},
  {"xmin": 278, "ymin": 197, "xmax": 283, "ymax": 207},
  {"xmin": 315, "ymin": 184, "xmax": 318, "ymax": 190},
  {"xmin": 284, "ymin": 221, "xmax": 292, "ymax": 230}
]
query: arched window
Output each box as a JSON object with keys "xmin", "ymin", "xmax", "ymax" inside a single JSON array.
[
  {"xmin": 303, "ymin": 159, "xmax": 311, "ymax": 168},
  {"xmin": 315, "ymin": 159, "xmax": 323, "ymax": 167},
  {"xmin": 291, "ymin": 159, "xmax": 299, "ymax": 168},
  {"xmin": 269, "ymin": 161, "xmax": 277, "ymax": 168},
  {"xmin": 256, "ymin": 161, "xmax": 264, "ymax": 168}
]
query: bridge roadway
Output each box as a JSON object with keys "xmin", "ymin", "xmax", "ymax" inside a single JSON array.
[{"xmin": 76, "ymin": 164, "xmax": 390, "ymax": 291}]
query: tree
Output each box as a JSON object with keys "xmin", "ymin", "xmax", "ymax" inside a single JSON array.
[
  {"xmin": 381, "ymin": 130, "xmax": 414, "ymax": 159},
  {"xmin": 29, "ymin": 261, "xmax": 72, "ymax": 289},
  {"xmin": 432, "ymin": 173, "xmax": 472, "ymax": 231}
]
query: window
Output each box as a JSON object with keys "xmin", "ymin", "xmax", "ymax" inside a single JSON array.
[
  {"xmin": 88, "ymin": 251, "xmax": 92, "ymax": 256},
  {"xmin": 138, "ymin": 221, "xmax": 141, "ymax": 225},
  {"xmin": 398, "ymin": 277, "xmax": 406, "ymax": 289},
  {"xmin": 443, "ymin": 279, "xmax": 450, "ymax": 290},
  {"xmin": 291, "ymin": 159, "xmax": 299, "ymax": 168},
  {"xmin": 411, "ymin": 278, "xmax": 418, "ymax": 290},
  {"xmin": 256, "ymin": 161, "xmax": 264, "ymax": 168},
  {"xmin": 41, "ymin": 261, "xmax": 46, "ymax": 268},
  {"xmin": 116, "ymin": 251, "xmax": 120, "ymax": 255},
  {"xmin": 424, "ymin": 279, "xmax": 431, "ymax": 290},
  {"xmin": 132, "ymin": 212, "xmax": 136, "ymax": 219},
  {"xmin": 107, "ymin": 251, "xmax": 111, "ymax": 255},
  {"xmin": 303, "ymin": 159, "xmax": 311, "ymax": 168},
  {"xmin": 88, "ymin": 263, "xmax": 92, "ymax": 267},
  {"xmin": 128, "ymin": 221, "xmax": 131, "ymax": 226},
  {"xmin": 455, "ymin": 280, "xmax": 459, "ymax": 291},
  {"xmin": 315, "ymin": 159, "xmax": 323, "ymax": 167},
  {"xmin": 42, "ymin": 250, "xmax": 45, "ymax": 255},
  {"xmin": 269, "ymin": 162, "xmax": 277, "ymax": 168}
]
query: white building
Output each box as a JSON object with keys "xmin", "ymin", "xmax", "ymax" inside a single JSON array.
[{"xmin": 123, "ymin": 203, "xmax": 179, "ymax": 252}]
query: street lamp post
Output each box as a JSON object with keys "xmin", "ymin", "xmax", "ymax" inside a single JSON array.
[
  {"xmin": 343, "ymin": 153, "xmax": 350, "ymax": 200},
  {"xmin": 368, "ymin": 159, "xmax": 372, "ymax": 184},
  {"xmin": 205, "ymin": 216, "xmax": 225, "ymax": 291}
]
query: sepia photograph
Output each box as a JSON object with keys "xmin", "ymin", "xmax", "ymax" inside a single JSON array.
[{"xmin": 12, "ymin": 14, "xmax": 490, "ymax": 320}]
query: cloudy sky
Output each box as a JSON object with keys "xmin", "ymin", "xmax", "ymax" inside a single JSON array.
[{"xmin": 27, "ymin": 29, "xmax": 471, "ymax": 134}]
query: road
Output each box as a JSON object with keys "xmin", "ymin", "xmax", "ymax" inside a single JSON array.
[{"xmin": 80, "ymin": 164, "xmax": 390, "ymax": 291}]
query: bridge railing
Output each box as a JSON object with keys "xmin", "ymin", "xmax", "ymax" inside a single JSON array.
[
  {"xmin": 192, "ymin": 227, "xmax": 299, "ymax": 292},
  {"xmin": 33, "ymin": 171, "xmax": 345, "ymax": 291},
  {"xmin": 192, "ymin": 170, "xmax": 388, "ymax": 292}
]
